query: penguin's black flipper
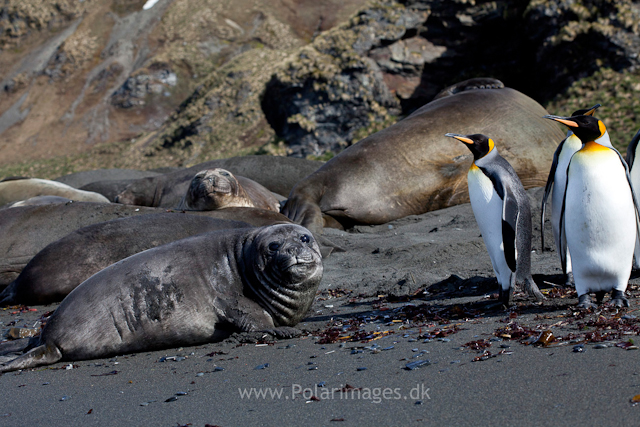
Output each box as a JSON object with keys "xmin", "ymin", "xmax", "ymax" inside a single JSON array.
[
  {"xmin": 541, "ymin": 138, "xmax": 566, "ymax": 252},
  {"xmin": 558, "ymin": 160, "xmax": 572, "ymax": 276},
  {"xmin": 500, "ymin": 184, "xmax": 519, "ymax": 273},
  {"xmin": 626, "ymin": 128, "xmax": 640, "ymax": 170}
]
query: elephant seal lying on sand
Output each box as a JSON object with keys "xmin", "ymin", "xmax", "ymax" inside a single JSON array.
[
  {"xmin": 0, "ymin": 178, "xmax": 109, "ymax": 205},
  {"xmin": 0, "ymin": 202, "xmax": 293, "ymax": 288},
  {"xmin": 0, "ymin": 214, "xmax": 251, "ymax": 306},
  {"xmin": 115, "ymin": 155, "xmax": 323, "ymax": 208},
  {"xmin": 177, "ymin": 168, "xmax": 280, "ymax": 212},
  {"xmin": 281, "ymin": 78, "xmax": 564, "ymax": 235},
  {"xmin": 0, "ymin": 224, "xmax": 323, "ymax": 372}
]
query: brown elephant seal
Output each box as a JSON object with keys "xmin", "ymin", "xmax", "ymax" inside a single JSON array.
[
  {"xmin": 281, "ymin": 78, "xmax": 564, "ymax": 235},
  {"xmin": 0, "ymin": 224, "xmax": 323, "ymax": 372},
  {"xmin": 0, "ymin": 178, "xmax": 110, "ymax": 205},
  {"xmin": 54, "ymin": 168, "xmax": 164, "ymax": 188},
  {"xmin": 432, "ymin": 77, "xmax": 504, "ymax": 100},
  {"xmin": 0, "ymin": 202, "xmax": 293, "ymax": 288},
  {"xmin": 54, "ymin": 169, "xmax": 168, "ymax": 202},
  {"xmin": 115, "ymin": 155, "xmax": 323, "ymax": 208},
  {"xmin": 1, "ymin": 195, "xmax": 72, "ymax": 209},
  {"xmin": 79, "ymin": 179, "xmax": 143, "ymax": 202},
  {"xmin": 177, "ymin": 168, "xmax": 281, "ymax": 212},
  {"xmin": 0, "ymin": 214, "xmax": 252, "ymax": 306}
]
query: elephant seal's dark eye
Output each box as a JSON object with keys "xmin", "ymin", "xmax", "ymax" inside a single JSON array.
[
  {"xmin": 221, "ymin": 171, "xmax": 230, "ymax": 176},
  {"xmin": 300, "ymin": 234, "xmax": 310, "ymax": 243},
  {"xmin": 268, "ymin": 242, "xmax": 280, "ymax": 251}
]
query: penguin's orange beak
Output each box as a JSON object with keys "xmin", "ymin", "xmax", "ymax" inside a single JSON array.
[
  {"xmin": 445, "ymin": 133, "xmax": 474, "ymax": 145},
  {"xmin": 543, "ymin": 115, "xmax": 578, "ymax": 128}
]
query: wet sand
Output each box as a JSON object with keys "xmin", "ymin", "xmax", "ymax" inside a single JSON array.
[{"xmin": 2, "ymin": 187, "xmax": 640, "ymax": 426}]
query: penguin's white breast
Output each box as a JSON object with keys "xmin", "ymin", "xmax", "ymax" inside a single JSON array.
[
  {"xmin": 467, "ymin": 165, "xmax": 508, "ymax": 280},
  {"xmin": 565, "ymin": 146, "xmax": 636, "ymax": 284}
]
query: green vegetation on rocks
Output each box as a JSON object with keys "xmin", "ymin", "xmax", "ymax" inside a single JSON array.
[{"xmin": 545, "ymin": 68, "xmax": 640, "ymax": 152}]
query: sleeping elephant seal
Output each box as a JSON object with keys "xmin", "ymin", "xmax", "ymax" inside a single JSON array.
[
  {"xmin": 0, "ymin": 178, "xmax": 110, "ymax": 205},
  {"xmin": 54, "ymin": 168, "xmax": 164, "ymax": 188},
  {"xmin": 1, "ymin": 195, "xmax": 72, "ymax": 209},
  {"xmin": 0, "ymin": 214, "xmax": 252, "ymax": 306},
  {"xmin": 115, "ymin": 155, "xmax": 323, "ymax": 208},
  {"xmin": 0, "ymin": 202, "xmax": 292, "ymax": 288},
  {"xmin": 0, "ymin": 224, "xmax": 323, "ymax": 372},
  {"xmin": 79, "ymin": 179, "xmax": 143, "ymax": 202},
  {"xmin": 281, "ymin": 78, "xmax": 564, "ymax": 235},
  {"xmin": 177, "ymin": 168, "xmax": 280, "ymax": 212}
]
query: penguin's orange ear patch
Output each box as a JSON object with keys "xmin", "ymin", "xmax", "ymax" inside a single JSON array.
[
  {"xmin": 488, "ymin": 138, "xmax": 495, "ymax": 152},
  {"xmin": 598, "ymin": 120, "xmax": 607, "ymax": 138}
]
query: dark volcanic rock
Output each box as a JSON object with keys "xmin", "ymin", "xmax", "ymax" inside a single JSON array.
[
  {"xmin": 111, "ymin": 67, "xmax": 178, "ymax": 109},
  {"xmin": 524, "ymin": 0, "xmax": 640, "ymax": 100}
]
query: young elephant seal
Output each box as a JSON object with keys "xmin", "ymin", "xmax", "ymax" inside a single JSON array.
[
  {"xmin": 177, "ymin": 168, "xmax": 281, "ymax": 212},
  {"xmin": 0, "ymin": 224, "xmax": 323, "ymax": 372}
]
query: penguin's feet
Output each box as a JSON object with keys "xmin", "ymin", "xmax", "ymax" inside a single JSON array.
[
  {"xmin": 525, "ymin": 278, "xmax": 545, "ymax": 302},
  {"xmin": 565, "ymin": 272, "xmax": 575, "ymax": 288},
  {"xmin": 610, "ymin": 290, "xmax": 630, "ymax": 308},
  {"xmin": 577, "ymin": 294, "xmax": 597, "ymax": 310}
]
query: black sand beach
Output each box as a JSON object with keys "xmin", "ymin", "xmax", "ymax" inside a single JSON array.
[{"xmin": 2, "ymin": 188, "xmax": 640, "ymax": 426}]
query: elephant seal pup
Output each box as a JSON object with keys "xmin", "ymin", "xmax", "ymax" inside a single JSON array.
[
  {"xmin": 281, "ymin": 78, "xmax": 564, "ymax": 235},
  {"xmin": 177, "ymin": 168, "xmax": 281, "ymax": 212},
  {"xmin": 0, "ymin": 224, "xmax": 323, "ymax": 372},
  {"xmin": 0, "ymin": 178, "xmax": 110, "ymax": 205},
  {"xmin": 115, "ymin": 155, "xmax": 323, "ymax": 207},
  {"xmin": 0, "ymin": 214, "xmax": 252, "ymax": 306}
]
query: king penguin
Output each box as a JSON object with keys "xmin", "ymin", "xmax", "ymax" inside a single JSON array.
[
  {"xmin": 541, "ymin": 104, "xmax": 601, "ymax": 286},
  {"xmin": 445, "ymin": 133, "xmax": 543, "ymax": 305},
  {"xmin": 544, "ymin": 114, "xmax": 640, "ymax": 308},
  {"xmin": 625, "ymin": 128, "xmax": 640, "ymax": 268}
]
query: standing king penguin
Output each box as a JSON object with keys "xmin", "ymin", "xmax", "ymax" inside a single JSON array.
[
  {"xmin": 445, "ymin": 133, "xmax": 543, "ymax": 305},
  {"xmin": 544, "ymin": 114, "xmax": 639, "ymax": 308},
  {"xmin": 541, "ymin": 104, "xmax": 601, "ymax": 286},
  {"xmin": 625, "ymin": 128, "xmax": 640, "ymax": 268}
]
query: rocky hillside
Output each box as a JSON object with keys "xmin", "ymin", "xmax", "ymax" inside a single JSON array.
[
  {"xmin": 2, "ymin": 0, "xmax": 640, "ymax": 178},
  {"xmin": 0, "ymin": 0, "xmax": 368, "ymax": 175}
]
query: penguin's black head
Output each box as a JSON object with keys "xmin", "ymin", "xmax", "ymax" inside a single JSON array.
[
  {"xmin": 543, "ymin": 114, "xmax": 606, "ymax": 144},
  {"xmin": 571, "ymin": 103, "xmax": 601, "ymax": 117},
  {"xmin": 445, "ymin": 133, "xmax": 494, "ymax": 160}
]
